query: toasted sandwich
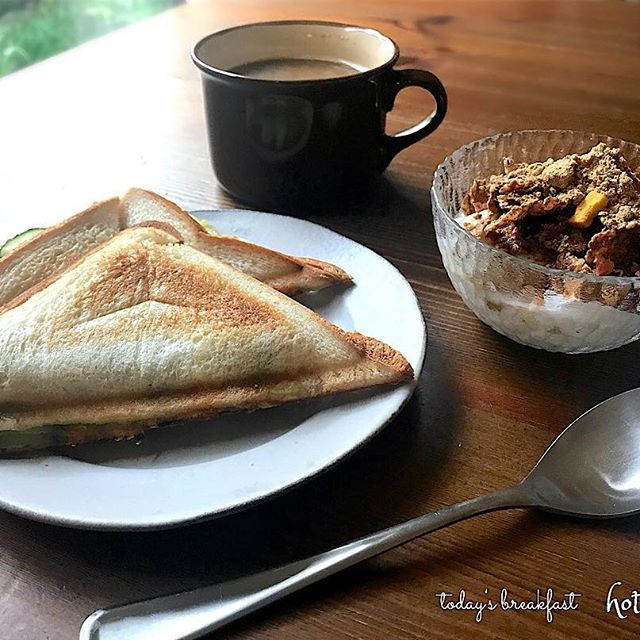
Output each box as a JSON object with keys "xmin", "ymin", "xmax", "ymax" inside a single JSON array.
[
  {"xmin": 0, "ymin": 189, "xmax": 351, "ymax": 312},
  {"xmin": 0, "ymin": 226, "xmax": 412, "ymax": 452}
]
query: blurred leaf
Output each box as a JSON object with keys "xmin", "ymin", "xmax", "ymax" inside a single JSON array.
[
  {"xmin": 84, "ymin": 7, "xmax": 113, "ymax": 19},
  {"xmin": 0, "ymin": 0, "xmax": 180, "ymax": 77}
]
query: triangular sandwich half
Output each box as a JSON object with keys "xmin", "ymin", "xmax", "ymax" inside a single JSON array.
[
  {"xmin": 0, "ymin": 189, "xmax": 351, "ymax": 313},
  {"xmin": 0, "ymin": 226, "xmax": 412, "ymax": 452}
]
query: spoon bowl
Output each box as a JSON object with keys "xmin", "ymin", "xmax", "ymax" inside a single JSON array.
[{"xmin": 525, "ymin": 387, "xmax": 640, "ymax": 518}]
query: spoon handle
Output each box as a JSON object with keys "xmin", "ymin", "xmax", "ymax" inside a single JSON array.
[{"xmin": 79, "ymin": 483, "xmax": 531, "ymax": 640}]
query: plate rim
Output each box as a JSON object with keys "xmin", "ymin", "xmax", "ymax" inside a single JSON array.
[{"xmin": 0, "ymin": 209, "xmax": 426, "ymax": 530}]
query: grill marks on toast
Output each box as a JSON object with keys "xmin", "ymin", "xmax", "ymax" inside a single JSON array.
[
  {"xmin": 149, "ymin": 245, "xmax": 280, "ymax": 326},
  {"xmin": 54, "ymin": 236, "xmax": 282, "ymax": 343}
]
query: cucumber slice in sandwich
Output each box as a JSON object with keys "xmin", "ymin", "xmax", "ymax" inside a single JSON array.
[
  {"xmin": 191, "ymin": 216, "xmax": 219, "ymax": 235},
  {"xmin": 0, "ymin": 228, "xmax": 45, "ymax": 257}
]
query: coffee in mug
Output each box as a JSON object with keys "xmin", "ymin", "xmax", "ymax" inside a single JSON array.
[
  {"xmin": 230, "ymin": 58, "xmax": 361, "ymax": 81},
  {"xmin": 192, "ymin": 21, "xmax": 447, "ymax": 212}
]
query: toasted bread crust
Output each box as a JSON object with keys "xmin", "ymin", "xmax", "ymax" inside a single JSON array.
[
  {"xmin": 0, "ymin": 189, "xmax": 352, "ymax": 313},
  {"xmin": 124, "ymin": 189, "xmax": 352, "ymax": 294},
  {"xmin": 128, "ymin": 220, "xmax": 185, "ymax": 240},
  {"xmin": 122, "ymin": 189, "xmax": 205, "ymax": 240},
  {"xmin": 124, "ymin": 189, "xmax": 353, "ymax": 292},
  {"xmin": 299, "ymin": 257, "xmax": 352, "ymax": 282},
  {"xmin": 0, "ymin": 197, "xmax": 121, "ymax": 274},
  {"xmin": 0, "ymin": 225, "xmax": 184, "ymax": 314},
  {"xmin": 342, "ymin": 332, "xmax": 414, "ymax": 379},
  {"xmin": 191, "ymin": 231, "xmax": 352, "ymax": 295},
  {"xmin": 0, "ymin": 357, "xmax": 412, "ymax": 441},
  {"xmin": 0, "ymin": 198, "xmax": 122, "ymax": 312}
]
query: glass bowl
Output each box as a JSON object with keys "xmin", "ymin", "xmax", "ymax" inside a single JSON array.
[{"xmin": 431, "ymin": 130, "xmax": 640, "ymax": 353}]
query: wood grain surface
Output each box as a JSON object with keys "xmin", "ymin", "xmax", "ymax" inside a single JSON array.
[{"xmin": 1, "ymin": 1, "xmax": 640, "ymax": 638}]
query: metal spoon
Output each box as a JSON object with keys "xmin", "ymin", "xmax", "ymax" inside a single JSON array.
[{"xmin": 80, "ymin": 387, "xmax": 640, "ymax": 640}]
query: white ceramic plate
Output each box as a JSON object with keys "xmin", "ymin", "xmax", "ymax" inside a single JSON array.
[{"xmin": 0, "ymin": 210, "xmax": 426, "ymax": 530}]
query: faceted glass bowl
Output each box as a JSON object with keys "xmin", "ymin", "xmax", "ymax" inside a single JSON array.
[{"xmin": 431, "ymin": 130, "xmax": 640, "ymax": 353}]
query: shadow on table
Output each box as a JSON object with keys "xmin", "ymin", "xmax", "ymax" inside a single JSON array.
[
  {"xmin": 479, "ymin": 323, "xmax": 640, "ymax": 425},
  {"xmin": 279, "ymin": 173, "xmax": 443, "ymax": 265},
  {"xmin": 265, "ymin": 173, "xmax": 418, "ymax": 218},
  {"xmin": 206, "ymin": 510, "xmax": 549, "ymax": 640}
]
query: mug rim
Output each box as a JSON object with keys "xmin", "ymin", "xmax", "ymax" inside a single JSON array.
[{"xmin": 191, "ymin": 20, "xmax": 400, "ymax": 85}]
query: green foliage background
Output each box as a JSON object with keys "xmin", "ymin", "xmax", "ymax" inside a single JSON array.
[{"xmin": 0, "ymin": 0, "xmax": 179, "ymax": 77}]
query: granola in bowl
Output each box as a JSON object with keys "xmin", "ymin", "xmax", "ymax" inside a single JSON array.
[
  {"xmin": 460, "ymin": 143, "xmax": 640, "ymax": 277},
  {"xmin": 431, "ymin": 130, "xmax": 640, "ymax": 353}
]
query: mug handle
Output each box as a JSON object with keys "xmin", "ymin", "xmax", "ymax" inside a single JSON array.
[{"xmin": 378, "ymin": 68, "xmax": 448, "ymax": 169}]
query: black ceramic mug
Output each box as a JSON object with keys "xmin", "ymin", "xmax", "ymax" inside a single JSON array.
[{"xmin": 192, "ymin": 21, "xmax": 447, "ymax": 211}]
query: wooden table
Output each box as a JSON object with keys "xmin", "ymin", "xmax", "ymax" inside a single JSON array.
[{"xmin": 1, "ymin": 1, "xmax": 640, "ymax": 638}]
